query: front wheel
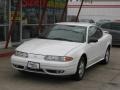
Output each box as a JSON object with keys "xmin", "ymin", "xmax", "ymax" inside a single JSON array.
[{"xmin": 73, "ymin": 57, "xmax": 86, "ymax": 81}]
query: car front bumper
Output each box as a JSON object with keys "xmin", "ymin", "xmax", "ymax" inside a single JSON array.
[{"xmin": 11, "ymin": 55, "xmax": 77, "ymax": 76}]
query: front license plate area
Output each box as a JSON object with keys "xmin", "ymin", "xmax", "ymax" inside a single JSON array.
[{"xmin": 27, "ymin": 61, "xmax": 40, "ymax": 70}]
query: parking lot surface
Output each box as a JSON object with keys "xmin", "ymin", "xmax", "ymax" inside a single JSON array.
[{"xmin": 0, "ymin": 47, "xmax": 120, "ymax": 90}]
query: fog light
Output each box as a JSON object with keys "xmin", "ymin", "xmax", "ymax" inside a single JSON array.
[{"xmin": 57, "ymin": 70, "xmax": 64, "ymax": 74}]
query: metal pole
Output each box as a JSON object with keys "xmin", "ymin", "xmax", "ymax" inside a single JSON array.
[
  {"xmin": 53, "ymin": 0, "xmax": 55, "ymax": 23},
  {"xmin": 75, "ymin": 0, "xmax": 85, "ymax": 22},
  {"xmin": 5, "ymin": 1, "xmax": 20, "ymax": 48},
  {"xmin": 20, "ymin": 0, "xmax": 22, "ymax": 42},
  {"xmin": 4, "ymin": 0, "xmax": 7, "ymax": 40},
  {"xmin": 60, "ymin": 0, "xmax": 68, "ymax": 22}
]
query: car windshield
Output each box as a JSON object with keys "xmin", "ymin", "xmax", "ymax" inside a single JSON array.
[{"xmin": 44, "ymin": 25, "xmax": 87, "ymax": 43}]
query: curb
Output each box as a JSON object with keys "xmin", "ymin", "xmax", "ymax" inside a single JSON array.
[{"xmin": 0, "ymin": 51, "xmax": 14, "ymax": 58}]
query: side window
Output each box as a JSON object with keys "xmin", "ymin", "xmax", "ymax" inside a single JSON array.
[
  {"xmin": 101, "ymin": 23, "xmax": 111, "ymax": 29},
  {"xmin": 88, "ymin": 26, "xmax": 103, "ymax": 41}
]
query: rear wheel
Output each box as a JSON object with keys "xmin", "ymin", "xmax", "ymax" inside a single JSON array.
[
  {"xmin": 101, "ymin": 48, "xmax": 110, "ymax": 64},
  {"xmin": 73, "ymin": 57, "xmax": 86, "ymax": 81},
  {"xmin": 18, "ymin": 70, "xmax": 29, "ymax": 74}
]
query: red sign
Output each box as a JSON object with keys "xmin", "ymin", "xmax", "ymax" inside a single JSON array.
[{"xmin": 22, "ymin": 0, "xmax": 48, "ymax": 8}]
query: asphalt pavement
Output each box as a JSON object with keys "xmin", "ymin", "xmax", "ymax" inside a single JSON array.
[{"xmin": 0, "ymin": 47, "xmax": 120, "ymax": 90}]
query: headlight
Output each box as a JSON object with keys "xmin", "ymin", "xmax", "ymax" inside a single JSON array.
[
  {"xmin": 15, "ymin": 51, "xmax": 28, "ymax": 58},
  {"xmin": 44, "ymin": 55, "xmax": 73, "ymax": 62}
]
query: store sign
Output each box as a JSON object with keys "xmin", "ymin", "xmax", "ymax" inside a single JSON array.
[
  {"xmin": 11, "ymin": 0, "xmax": 66, "ymax": 21},
  {"xmin": 48, "ymin": 0, "xmax": 66, "ymax": 9},
  {"xmin": 22, "ymin": 0, "xmax": 66, "ymax": 8},
  {"xmin": 22, "ymin": 0, "xmax": 47, "ymax": 8}
]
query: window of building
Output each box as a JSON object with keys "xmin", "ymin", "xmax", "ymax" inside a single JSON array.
[
  {"xmin": 0, "ymin": 27, "xmax": 5, "ymax": 41},
  {"xmin": 11, "ymin": 0, "xmax": 21, "ymax": 42},
  {"xmin": 11, "ymin": 22, "xmax": 20, "ymax": 42},
  {"xmin": 22, "ymin": 25, "xmax": 38, "ymax": 39},
  {"xmin": 0, "ymin": 0, "xmax": 9, "ymax": 42},
  {"xmin": 0, "ymin": 0, "xmax": 67, "ymax": 46}
]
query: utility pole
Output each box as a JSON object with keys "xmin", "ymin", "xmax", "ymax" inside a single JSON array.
[
  {"xmin": 5, "ymin": 1, "xmax": 20, "ymax": 48},
  {"xmin": 75, "ymin": 0, "xmax": 85, "ymax": 22},
  {"xmin": 37, "ymin": 0, "xmax": 48, "ymax": 33},
  {"xmin": 60, "ymin": 0, "xmax": 69, "ymax": 22}
]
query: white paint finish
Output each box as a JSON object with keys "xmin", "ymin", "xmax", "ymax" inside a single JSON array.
[
  {"xmin": 56, "ymin": 22, "xmax": 94, "ymax": 27},
  {"xmin": 17, "ymin": 39, "xmax": 82, "ymax": 56},
  {"xmin": 11, "ymin": 22, "xmax": 112, "ymax": 76}
]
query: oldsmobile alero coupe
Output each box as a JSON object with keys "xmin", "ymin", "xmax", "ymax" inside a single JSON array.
[{"xmin": 11, "ymin": 22, "xmax": 112, "ymax": 81}]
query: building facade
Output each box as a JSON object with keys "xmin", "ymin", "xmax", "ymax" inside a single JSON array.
[
  {"xmin": 0, "ymin": 0, "xmax": 67, "ymax": 48},
  {"xmin": 68, "ymin": 0, "xmax": 120, "ymax": 21}
]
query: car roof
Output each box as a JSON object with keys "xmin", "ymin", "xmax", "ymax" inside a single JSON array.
[{"xmin": 56, "ymin": 22, "xmax": 95, "ymax": 27}]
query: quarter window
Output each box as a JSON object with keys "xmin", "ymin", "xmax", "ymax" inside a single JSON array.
[{"xmin": 88, "ymin": 26, "xmax": 103, "ymax": 41}]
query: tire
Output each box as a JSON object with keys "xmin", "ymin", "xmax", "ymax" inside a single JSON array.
[
  {"xmin": 73, "ymin": 56, "xmax": 86, "ymax": 81},
  {"xmin": 18, "ymin": 70, "xmax": 29, "ymax": 74},
  {"xmin": 101, "ymin": 48, "xmax": 110, "ymax": 64}
]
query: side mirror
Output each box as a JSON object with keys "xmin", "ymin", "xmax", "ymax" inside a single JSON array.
[{"xmin": 88, "ymin": 38, "xmax": 98, "ymax": 43}]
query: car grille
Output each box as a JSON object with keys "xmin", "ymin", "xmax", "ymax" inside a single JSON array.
[{"xmin": 27, "ymin": 68, "xmax": 44, "ymax": 72}]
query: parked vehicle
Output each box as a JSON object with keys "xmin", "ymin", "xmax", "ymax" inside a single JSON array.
[
  {"xmin": 11, "ymin": 22, "xmax": 112, "ymax": 81},
  {"xmin": 99, "ymin": 21, "xmax": 120, "ymax": 45},
  {"xmin": 79, "ymin": 19, "xmax": 95, "ymax": 23},
  {"xmin": 114, "ymin": 20, "xmax": 120, "ymax": 22},
  {"xmin": 96, "ymin": 19, "xmax": 111, "ymax": 27}
]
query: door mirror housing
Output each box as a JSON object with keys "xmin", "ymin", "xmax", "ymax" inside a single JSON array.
[{"xmin": 88, "ymin": 38, "xmax": 98, "ymax": 43}]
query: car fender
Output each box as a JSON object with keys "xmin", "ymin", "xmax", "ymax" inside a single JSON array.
[{"xmin": 65, "ymin": 44, "xmax": 87, "ymax": 66}]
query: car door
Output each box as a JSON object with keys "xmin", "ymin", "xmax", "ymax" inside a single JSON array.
[
  {"xmin": 95, "ymin": 27, "xmax": 105, "ymax": 59},
  {"xmin": 86, "ymin": 26, "xmax": 102, "ymax": 66}
]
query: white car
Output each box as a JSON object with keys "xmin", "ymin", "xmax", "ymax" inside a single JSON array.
[{"xmin": 11, "ymin": 22, "xmax": 112, "ymax": 81}]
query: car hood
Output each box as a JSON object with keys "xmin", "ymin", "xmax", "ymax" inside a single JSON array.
[{"xmin": 16, "ymin": 39, "xmax": 84, "ymax": 56}]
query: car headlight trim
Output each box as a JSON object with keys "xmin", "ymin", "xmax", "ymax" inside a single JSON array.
[
  {"xmin": 44, "ymin": 55, "xmax": 73, "ymax": 62},
  {"xmin": 15, "ymin": 51, "xmax": 28, "ymax": 58}
]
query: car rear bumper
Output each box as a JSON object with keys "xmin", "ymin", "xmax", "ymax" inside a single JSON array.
[{"xmin": 11, "ymin": 55, "xmax": 77, "ymax": 76}]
